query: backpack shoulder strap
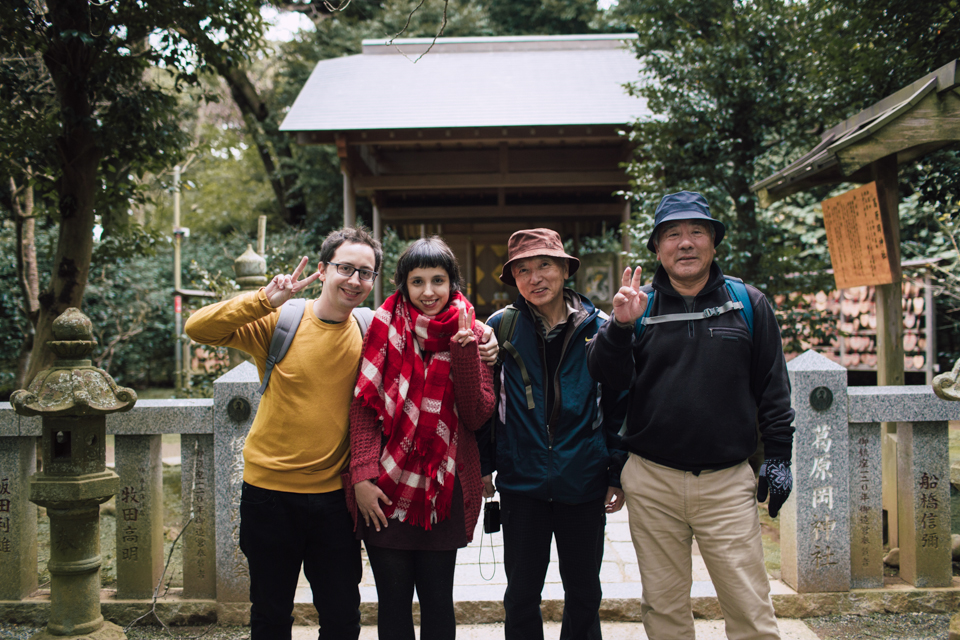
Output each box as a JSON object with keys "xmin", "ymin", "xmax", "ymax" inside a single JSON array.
[
  {"xmin": 639, "ymin": 281, "xmax": 752, "ymax": 332},
  {"xmin": 496, "ymin": 305, "xmax": 519, "ymax": 352},
  {"xmin": 259, "ymin": 298, "xmax": 307, "ymax": 395},
  {"xmin": 497, "ymin": 305, "xmax": 535, "ymax": 411},
  {"xmin": 351, "ymin": 306, "xmax": 374, "ymax": 337},
  {"xmin": 634, "ymin": 288, "xmax": 656, "ymax": 339},
  {"xmin": 723, "ymin": 276, "xmax": 754, "ymax": 336}
]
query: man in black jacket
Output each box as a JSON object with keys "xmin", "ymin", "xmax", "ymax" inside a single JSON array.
[{"xmin": 586, "ymin": 191, "xmax": 794, "ymax": 640}]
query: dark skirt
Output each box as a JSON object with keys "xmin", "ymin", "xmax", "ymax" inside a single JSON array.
[{"xmin": 358, "ymin": 477, "xmax": 467, "ymax": 551}]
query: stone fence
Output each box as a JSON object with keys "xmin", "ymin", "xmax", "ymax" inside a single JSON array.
[
  {"xmin": 1, "ymin": 351, "xmax": 959, "ymax": 621},
  {"xmin": 0, "ymin": 361, "xmax": 260, "ymax": 623},
  {"xmin": 784, "ymin": 350, "xmax": 960, "ymax": 593}
]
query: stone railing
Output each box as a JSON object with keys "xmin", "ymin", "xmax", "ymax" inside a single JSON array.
[
  {"xmin": 1, "ymin": 351, "xmax": 959, "ymax": 621},
  {"xmin": 783, "ymin": 350, "xmax": 960, "ymax": 593},
  {"xmin": 0, "ymin": 361, "xmax": 261, "ymax": 624}
]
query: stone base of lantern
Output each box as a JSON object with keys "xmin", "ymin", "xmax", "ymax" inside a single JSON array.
[{"xmin": 29, "ymin": 620, "xmax": 126, "ymax": 640}]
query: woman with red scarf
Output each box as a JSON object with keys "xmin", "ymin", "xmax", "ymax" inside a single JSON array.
[{"xmin": 347, "ymin": 236, "xmax": 495, "ymax": 640}]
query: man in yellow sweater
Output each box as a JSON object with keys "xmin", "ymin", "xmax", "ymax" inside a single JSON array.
[{"xmin": 185, "ymin": 227, "xmax": 382, "ymax": 640}]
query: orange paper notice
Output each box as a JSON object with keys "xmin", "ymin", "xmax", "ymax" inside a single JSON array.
[{"xmin": 821, "ymin": 182, "xmax": 894, "ymax": 289}]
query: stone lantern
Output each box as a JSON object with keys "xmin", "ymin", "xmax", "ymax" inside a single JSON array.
[
  {"xmin": 11, "ymin": 307, "xmax": 136, "ymax": 640},
  {"xmin": 233, "ymin": 244, "xmax": 268, "ymax": 291},
  {"xmin": 225, "ymin": 244, "xmax": 268, "ymax": 368}
]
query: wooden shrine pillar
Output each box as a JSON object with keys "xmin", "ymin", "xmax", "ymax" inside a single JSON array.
[{"xmin": 870, "ymin": 154, "xmax": 904, "ymax": 548}]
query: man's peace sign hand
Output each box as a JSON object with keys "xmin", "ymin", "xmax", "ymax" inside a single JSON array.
[
  {"xmin": 264, "ymin": 256, "xmax": 322, "ymax": 308},
  {"xmin": 612, "ymin": 266, "xmax": 648, "ymax": 325}
]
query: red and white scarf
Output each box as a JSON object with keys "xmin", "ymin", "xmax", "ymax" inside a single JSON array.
[{"xmin": 354, "ymin": 290, "xmax": 471, "ymax": 529}]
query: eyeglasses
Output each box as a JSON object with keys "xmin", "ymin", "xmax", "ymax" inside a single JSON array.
[{"xmin": 329, "ymin": 262, "xmax": 378, "ymax": 282}]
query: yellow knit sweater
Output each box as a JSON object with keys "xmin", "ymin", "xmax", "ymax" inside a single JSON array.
[{"xmin": 184, "ymin": 289, "xmax": 363, "ymax": 493}]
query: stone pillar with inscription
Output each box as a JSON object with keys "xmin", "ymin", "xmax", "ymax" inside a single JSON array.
[
  {"xmin": 181, "ymin": 433, "xmax": 216, "ymax": 599},
  {"xmin": 213, "ymin": 362, "xmax": 260, "ymax": 623},
  {"xmin": 850, "ymin": 422, "xmax": 883, "ymax": 589},
  {"xmin": 0, "ymin": 423, "xmax": 38, "ymax": 600},
  {"xmin": 782, "ymin": 351, "xmax": 851, "ymax": 593},
  {"xmin": 114, "ymin": 435, "xmax": 164, "ymax": 599},
  {"xmin": 848, "ymin": 422, "xmax": 883, "ymax": 588},
  {"xmin": 10, "ymin": 308, "xmax": 135, "ymax": 640},
  {"xmin": 897, "ymin": 421, "xmax": 952, "ymax": 587}
]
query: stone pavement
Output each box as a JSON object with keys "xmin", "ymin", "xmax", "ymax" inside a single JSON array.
[
  {"xmin": 292, "ymin": 619, "xmax": 823, "ymax": 639},
  {"xmin": 295, "ymin": 507, "xmax": 796, "ymax": 609},
  {"xmin": 291, "ymin": 507, "xmax": 821, "ymax": 637}
]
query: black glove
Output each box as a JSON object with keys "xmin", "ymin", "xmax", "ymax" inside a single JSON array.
[{"xmin": 756, "ymin": 458, "xmax": 792, "ymax": 518}]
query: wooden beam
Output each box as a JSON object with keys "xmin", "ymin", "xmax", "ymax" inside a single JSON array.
[
  {"xmin": 372, "ymin": 199, "xmax": 383, "ymax": 307},
  {"xmin": 355, "ymin": 171, "xmax": 627, "ymax": 192},
  {"xmin": 294, "ymin": 125, "xmax": 625, "ymax": 146},
  {"xmin": 621, "ymin": 200, "xmax": 632, "ymax": 256},
  {"xmin": 343, "ymin": 170, "xmax": 356, "ymax": 228},
  {"xmin": 358, "ymin": 144, "xmax": 381, "ymax": 176},
  {"xmin": 871, "ymin": 157, "xmax": 904, "ymax": 388},
  {"xmin": 870, "ymin": 154, "xmax": 903, "ymax": 551},
  {"xmin": 836, "ymin": 89, "xmax": 960, "ymax": 176},
  {"xmin": 379, "ymin": 203, "xmax": 626, "ymax": 221},
  {"xmin": 368, "ymin": 145, "xmax": 625, "ymax": 175}
]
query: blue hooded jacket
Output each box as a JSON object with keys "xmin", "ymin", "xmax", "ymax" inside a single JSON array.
[{"xmin": 478, "ymin": 291, "xmax": 627, "ymax": 504}]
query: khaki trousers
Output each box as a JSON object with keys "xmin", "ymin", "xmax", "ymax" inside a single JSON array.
[{"xmin": 621, "ymin": 454, "xmax": 779, "ymax": 640}]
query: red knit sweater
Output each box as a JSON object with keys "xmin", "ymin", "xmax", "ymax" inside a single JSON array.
[{"xmin": 345, "ymin": 324, "xmax": 495, "ymax": 543}]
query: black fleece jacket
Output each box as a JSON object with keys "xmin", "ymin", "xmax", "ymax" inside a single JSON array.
[{"xmin": 586, "ymin": 262, "xmax": 794, "ymax": 472}]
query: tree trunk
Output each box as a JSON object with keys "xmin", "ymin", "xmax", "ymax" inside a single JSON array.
[
  {"xmin": 24, "ymin": 0, "xmax": 102, "ymax": 383},
  {"xmin": 10, "ymin": 176, "xmax": 40, "ymax": 388},
  {"xmin": 219, "ymin": 65, "xmax": 308, "ymax": 225}
]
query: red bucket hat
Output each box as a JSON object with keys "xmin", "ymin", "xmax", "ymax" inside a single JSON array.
[{"xmin": 499, "ymin": 228, "xmax": 580, "ymax": 287}]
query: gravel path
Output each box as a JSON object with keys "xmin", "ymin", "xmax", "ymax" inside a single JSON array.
[
  {"xmin": 803, "ymin": 613, "xmax": 951, "ymax": 639},
  {"xmin": 2, "ymin": 615, "xmax": 954, "ymax": 640}
]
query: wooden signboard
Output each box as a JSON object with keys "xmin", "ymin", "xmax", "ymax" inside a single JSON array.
[{"xmin": 821, "ymin": 182, "xmax": 895, "ymax": 289}]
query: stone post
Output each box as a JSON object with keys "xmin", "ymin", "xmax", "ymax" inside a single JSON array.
[
  {"xmin": 897, "ymin": 421, "xmax": 952, "ymax": 587},
  {"xmin": 0, "ymin": 429, "xmax": 38, "ymax": 600},
  {"xmin": 181, "ymin": 434, "xmax": 216, "ymax": 599},
  {"xmin": 783, "ymin": 350, "xmax": 850, "ymax": 593},
  {"xmin": 213, "ymin": 362, "xmax": 260, "ymax": 624},
  {"xmin": 10, "ymin": 308, "xmax": 136, "ymax": 640},
  {"xmin": 114, "ymin": 435, "xmax": 164, "ymax": 599},
  {"xmin": 854, "ymin": 383, "xmax": 960, "ymax": 588},
  {"xmin": 848, "ymin": 422, "xmax": 883, "ymax": 588}
]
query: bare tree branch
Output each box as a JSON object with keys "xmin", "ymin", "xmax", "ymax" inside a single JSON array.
[{"xmin": 387, "ymin": 0, "xmax": 449, "ymax": 63}]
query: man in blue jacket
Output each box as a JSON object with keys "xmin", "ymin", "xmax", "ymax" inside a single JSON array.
[
  {"xmin": 586, "ymin": 192, "xmax": 794, "ymax": 640},
  {"xmin": 481, "ymin": 228, "xmax": 627, "ymax": 640}
]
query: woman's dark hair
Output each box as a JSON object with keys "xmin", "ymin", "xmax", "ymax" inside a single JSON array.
[{"xmin": 393, "ymin": 236, "xmax": 463, "ymax": 300}]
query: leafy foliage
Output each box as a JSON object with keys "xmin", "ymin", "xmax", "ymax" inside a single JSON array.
[
  {"xmin": 487, "ymin": 0, "xmax": 605, "ymax": 35},
  {"xmin": 620, "ymin": 0, "xmax": 960, "ymax": 368},
  {"xmin": 802, "ymin": 0, "xmax": 960, "ymax": 124},
  {"xmin": 0, "ymin": 0, "xmax": 268, "ymax": 383},
  {"xmin": 621, "ymin": 0, "xmax": 823, "ymax": 288}
]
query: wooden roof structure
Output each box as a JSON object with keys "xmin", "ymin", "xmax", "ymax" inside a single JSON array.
[
  {"xmin": 750, "ymin": 58, "xmax": 960, "ymax": 388},
  {"xmin": 280, "ymin": 34, "xmax": 646, "ymax": 309},
  {"xmin": 752, "ymin": 59, "xmax": 960, "ymax": 207}
]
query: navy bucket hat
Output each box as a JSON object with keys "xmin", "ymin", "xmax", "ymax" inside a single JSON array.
[{"xmin": 646, "ymin": 191, "xmax": 725, "ymax": 253}]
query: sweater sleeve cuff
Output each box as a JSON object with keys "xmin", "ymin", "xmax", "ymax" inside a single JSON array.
[
  {"xmin": 604, "ymin": 317, "xmax": 636, "ymax": 346},
  {"xmin": 762, "ymin": 440, "xmax": 792, "ymax": 461},
  {"xmin": 349, "ymin": 461, "xmax": 380, "ymax": 484},
  {"xmin": 257, "ymin": 288, "xmax": 276, "ymax": 310}
]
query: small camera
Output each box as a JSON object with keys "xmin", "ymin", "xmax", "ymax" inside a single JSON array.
[{"xmin": 483, "ymin": 500, "xmax": 500, "ymax": 533}]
